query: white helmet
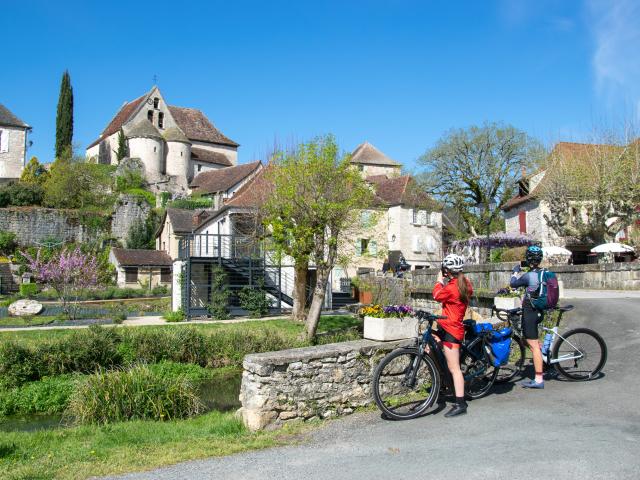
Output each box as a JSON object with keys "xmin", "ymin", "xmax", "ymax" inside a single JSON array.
[{"xmin": 442, "ymin": 254, "xmax": 465, "ymax": 273}]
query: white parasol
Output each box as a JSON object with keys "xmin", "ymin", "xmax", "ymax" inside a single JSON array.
[
  {"xmin": 543, "ymin": 246, "xmax": 572, "ymax": 256},
  {"xmin": 590, "ymin": 243, "xmax": 635, "ymax": 253}
]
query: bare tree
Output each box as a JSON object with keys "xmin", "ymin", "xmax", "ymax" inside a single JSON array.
[{"xmin": 540, "ymin": 130, "xmax": 640, "ymax": 244}]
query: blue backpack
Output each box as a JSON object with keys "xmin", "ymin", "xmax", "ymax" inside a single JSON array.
[{"xmin": 530, "ymin": 269, "xmax": 559, "ymax": 311}]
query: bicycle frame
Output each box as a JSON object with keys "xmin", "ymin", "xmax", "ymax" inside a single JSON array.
[{"xmin": 542, "ymin": 326, "xmax": 584, "ymax": 365}]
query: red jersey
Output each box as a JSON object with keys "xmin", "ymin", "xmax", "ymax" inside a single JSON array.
[{"xmin": 432, "ymin": 277, "xmax": 473, "ymax": 341}]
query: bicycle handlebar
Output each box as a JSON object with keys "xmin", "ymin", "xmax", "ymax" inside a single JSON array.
[{"xmin": 414, "ymin": 309, "xmax": 447, "ymax": 322}]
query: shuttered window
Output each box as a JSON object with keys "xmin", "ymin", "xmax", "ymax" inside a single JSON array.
[
  {"xmin": 0, "ymin": 129, "xmax": 8, "ymax": 153},
  {"xmin": 160, "ymin": 267, "xmax": 172, "ymax": 283},
  {"xmin": 124, "ymin": 267, "xmax": 138, "ymax": 283}
]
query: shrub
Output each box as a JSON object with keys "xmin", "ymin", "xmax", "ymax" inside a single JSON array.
[
  {"xmin": 167, "ymin": 197, "xmax": 213, "ymax": 210},
  {"xmin": 501, "ymin": 246, "xmax": 528, "ymax": 263},
  {"xmin": 163, "ymin": 309, "xmax": 185, "ymax": 322},
  {"xmin": 0, "ymin": 375, "xmax": 76, "ymax": 417},
  {"xmin": 0, "ymin": 181, "xmax": 44, "ymax": 207},
  {"xmin": 208, "ymin": 266, "xmax": 231, "ymax": 320},
  {"xmin": 152, "ymin": 285, "xmax": 169, "ymax": 295},
  {"xmin": 19, "ymin": 283, "xmax": 38, "ymax": 298},
  {"xmin": 0, "ymin": 342, "xmax": 40, "ymax": 388},
  {"xmin": 0, "ymin": 231, "xmax": 17, "ymax": 256},
  {"xmin": 238, "ymin": 285, "xmax": 273, "ymax": 317},
  {"xmin": 67, "ymin": 364, "xmax": 203, "ymax": 424}
]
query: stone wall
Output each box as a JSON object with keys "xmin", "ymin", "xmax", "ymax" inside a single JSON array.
[
  {"xmin": 362, "ymin": 261, "xmax": 640, "ymax": 295},
  {"xmin": 0, "ymin": 207, "xmax": 102, "ymax": 246},
  {"xmin": 239, "ymin": 338, "xmax": 409, "ymax": 430},
  {"xmin": 111, "ymin": 194, "xmax": 152, "ymax": 243}
]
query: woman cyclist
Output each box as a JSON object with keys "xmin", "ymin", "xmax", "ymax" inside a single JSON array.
[
  {"xmin": 510, "ymin": 245, "xmax": 545, "ymax": 389},
  {"xmin": 432, "ymin": 254, "xmax": 474, "ymax": 418}
]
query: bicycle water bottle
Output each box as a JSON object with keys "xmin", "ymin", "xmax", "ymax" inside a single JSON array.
[{"xmin": 541, "ymin": 332, "xmax": 553, "ymax": 356}]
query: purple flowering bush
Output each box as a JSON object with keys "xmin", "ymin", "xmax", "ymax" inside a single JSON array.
[
  {"xmin": 23, "ymin": 246, "xmax": 100, "ymax": 320},
  {"xmin": 452, "ymin": 232, "xmax": 535, "ymax": 250},
  {"xmin": 382, "ymin": 304, "xmax": 414, "ymax": 318}
]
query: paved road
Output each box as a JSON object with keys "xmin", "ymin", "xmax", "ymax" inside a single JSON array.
[{"xmin": 106, "ymin": 298, "xmax": 640, "ymax": 480}]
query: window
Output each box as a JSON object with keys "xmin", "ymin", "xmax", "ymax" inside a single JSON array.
[
  {"xmin": 153, "ymin": 146, "xmax": 157, "ymax": 153},
  {"xmin": 153, "ymin": 97, "xmax": 159, "ymax": 109},
  {"xmin": 160, "ymin": 267, "xmax": 172, "ymax": 283},
  {"xmin": 197, "ymin": 164, "xmax": 202, "ymax": 172},
  {"xmin": 358, "ymin": 164, "xmax": 364, "ymax": 172},
  {"xmin": 158, "ymin": 112, "xmax": 164, "ymax": 128},
  {"xmin": 147, "ymin": 110, "xmax": 153, "ymax": 122},
  {"xmin": 356, "ymin": 239, "xmax": 369, "ymax": 256},
  {"xmin": 0, "ymin": 129, "xmax": 8, "ymax": 153},
  {"xmin": 412, "ymin": 209, "xmax": 428, "ymax": 225},
  {"xmin": 360, "ymin": 210, "xmax": 373, "ymax": 227},
  {"xmin": 124, "ymin": 267, "xmax": 138, "ymax": 283}
]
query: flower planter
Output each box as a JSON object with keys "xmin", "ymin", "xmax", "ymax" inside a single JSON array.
[
  {"xmin": 494, "ymin": 296, "xmax": 522, "ymax": 310},
  {"xmin": 359, "ymin": 290, "xmax": 373, "ymax": 304},
  {"xmin": 363, "ymin": 315, "xmax": 419, "ymax": 341}
]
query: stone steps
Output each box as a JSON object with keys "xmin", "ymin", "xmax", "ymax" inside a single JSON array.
[{"xmin": 0, "ymin": 262, "xmax": 18, "ymax": 294}]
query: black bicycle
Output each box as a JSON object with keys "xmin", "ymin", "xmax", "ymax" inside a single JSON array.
[
  {"xmin": 372, "ymin": 310, "xmax": 499, "ymax": 420},
  {"xmin": 492, "ymin": 305, "xmax": 607, "ymax": 381}
]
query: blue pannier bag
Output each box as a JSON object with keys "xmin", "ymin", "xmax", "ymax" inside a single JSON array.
[
  {"xmin": 489, "ymin": 327, "xmax": 513, "ymax": 367},
  {"xmin": 474, "ymin": 323, "xmax": 493, "ymax": 335}
]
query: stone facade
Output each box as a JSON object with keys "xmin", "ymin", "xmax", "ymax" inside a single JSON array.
[
  {"xmin": 111, "ymin": 194, "xmax": 152, "ymax": 244},
  {"xmin": 0, "ymin": 207, "xmax": 104, "ymax": 246},
  {"xmin": 239, "ymin": 338, "xmax": 410, "ymax": 430},
  {"xmin": 0, "ymin": 125, "xmax": 28, "ymax": 183}
]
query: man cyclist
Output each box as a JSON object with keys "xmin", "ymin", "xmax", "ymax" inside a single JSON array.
[{"xmin": 510, "ymin": 245, "xmax": 545, "ymax": 389}]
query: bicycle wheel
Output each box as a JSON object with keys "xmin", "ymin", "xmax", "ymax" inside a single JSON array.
[
  {"xmin": 372, "ymin": 348, "xmax": 440, "ymax": 420},
  {"xmin": 551, "ymin": 328, "xmax": 607, "ymax": 381},
  {"xmin": 460, "ymin": 341, "xmax": 499, "ymax": 399},
  {"xmin": 495, "ymin": 334, "xmax": 526, "ymax": 383}
]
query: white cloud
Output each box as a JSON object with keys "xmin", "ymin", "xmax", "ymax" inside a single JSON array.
[{"xmin": 588, "ymin": 0, "xmax": 640, "ymax": 117}]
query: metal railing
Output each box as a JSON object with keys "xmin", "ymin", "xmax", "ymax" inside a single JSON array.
[{"xmin": 179, "ymin": 234, "xmax": 263, "ymax": 259}]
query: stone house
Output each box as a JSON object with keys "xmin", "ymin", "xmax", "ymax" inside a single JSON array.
[
  {"xmin": 190, "ymin": 161, "xmax": 262, "ymax": 209},
  {"xmin": 0, "ymin": 103, "xmax": 31, "ymax": 184},
  {"xmin": 86, "ymin": 86, "xmax": 238, "ymax": 194},
  {"xmin": 109, "ymin": 247, "xmax": 173, "ymax": 289},
  {"xmin": 502, "ymin": 141, "xmax": 636, "ymax": 263},
  {"xmin": 350, "ymin": 142, "xmax": 402, "ymax": 177}
]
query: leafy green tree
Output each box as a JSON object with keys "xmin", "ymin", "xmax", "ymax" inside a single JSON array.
[
  {"xmin": 113, "ymin": 128, "xmax": 129, "ymax": 163},
  {"xmin": 55, "ymin": 70, "xmax": 74, "ymax": 159},
  {"xmin": 419, "ymin": 123, "xmax": 544, "ymax": 237},
  {"xmin": 44, "ymin": 156, "xmax": 114, "ymax": 209},
  {"xmin": 0, "ymin": 231, "xmax": 17, "ymax": 256},
  {"xmin": 20, "ymin": 157, "xmax": 50, "ymax": 185},
  {"xmin": 125, "ymin": 212, "xmax": 160, "ymax": 250},
  {"xmin": 263, "ymin": 135, "xmax": 372, "ymax": 339},
  {"xmin": 0, "ymin": 182, "xmax": 44, "ymax": 207},
  {"xmin": 208, "ymin": 266, "xmax": 231, "ymax": 320}
]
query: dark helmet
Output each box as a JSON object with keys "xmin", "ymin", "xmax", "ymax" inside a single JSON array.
[{"xmin": 525, "ymin": 245, "xmax": 543, "ymax": 265}]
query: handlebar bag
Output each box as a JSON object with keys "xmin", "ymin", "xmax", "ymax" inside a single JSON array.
[{"xmin": 489, "ymin": 327, "xmax": 513, "ymax": 367}]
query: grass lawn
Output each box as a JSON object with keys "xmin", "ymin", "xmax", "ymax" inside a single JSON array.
[
  {"xmin": 0, "ymin": 316, "xmax": 58, "ymax": 327},
  {"xmin": 0, "ymin": 315, "xmax": 362, "ymax": 347},
  {"xmin": 0, "ymin": 410, "xmax": 314, "ymax": 480}
]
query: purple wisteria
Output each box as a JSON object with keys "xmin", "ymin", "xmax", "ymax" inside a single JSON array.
[
  {"xmin": 23, "ymin": 247, "xmax": 99, "ymax": 320},
  {"xmin": 451, "ymin": 232, "xmax": 535, "ymax": 250}
]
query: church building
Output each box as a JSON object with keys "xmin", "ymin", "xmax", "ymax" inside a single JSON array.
[{"xmin": 86, "ymin": 86, "xmax": 238, "ymax": 193}]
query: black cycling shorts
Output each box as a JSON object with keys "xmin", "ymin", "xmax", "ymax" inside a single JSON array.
[
  {"xmin": 433, "ymin": 328, "xmax": 461, "ymax": 348},
  {"xmin": 522, "ymin": 299, "xmax": 543, "ymax": 340}
]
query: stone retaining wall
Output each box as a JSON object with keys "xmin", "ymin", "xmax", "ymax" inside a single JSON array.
[{"xmin": 239, "ymin": 338, "xmax": 409, "ymax": 430}]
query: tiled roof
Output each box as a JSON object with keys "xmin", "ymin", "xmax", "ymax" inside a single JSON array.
[
  {"xmin": 111, "ymin": 248, "xmax": 172, "ymax": 267},
  {"xmin": 224, "ymin": 167, "xmax": 273, "ymax": 208},
  {"xmin": 168, "ymin": 106, "xmax": 239, "ymax": 147},
  {"xmin": 191, "ymin": 147, "xmax": 233, "ymax": 167},
  {"xmin": 87, "ymin": 95, "xmax": 146, "ymax": 148},
  {"xmin": 166, "ymin": 208, "xmax": 197, "ymax": 233},
  {"xmin": 190, "ymin": 161, "xmax": 261, "ymax": 194},
  {"xmin": 125, "ymin": 119, "xmax": 162, "ymax": 139},
  {"xmin": 369, "ymin": 175, "xmax": 440, "ymax": 209},
  {"xmin": 163, "ymin": 127, "xmax": 190, "ymax": 143},
  {"xmin": 0, "ymin": 103, "xmax": 29, "ymax": 129},
  {"xmin": 351, "ymin": 142, "xmax": 402, "ymax": 167}
]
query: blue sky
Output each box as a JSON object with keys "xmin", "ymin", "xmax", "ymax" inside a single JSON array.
[{"xmin": 2, "ymin": 0, "xmax": 639, "ymax": 171}]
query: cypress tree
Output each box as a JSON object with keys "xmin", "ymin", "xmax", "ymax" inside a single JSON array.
[
  {"xmin": 114, "ymin": 128, "xmax": 129, "ymax": 162},
  {"xmin": 55, "ymin": 70, "xmax": 74, "ymax": 159}
]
